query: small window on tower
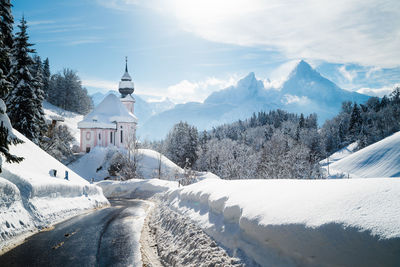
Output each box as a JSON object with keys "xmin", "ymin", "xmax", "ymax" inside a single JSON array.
[
  {"xmin": 110, "ymin": 132, "xmax": 113, "ymax": 143},
  {"xmin": 99, "ymin": 133, "xmax": 101, "ymax": 140},
  {"xmin": 121, "ymin": 130, "xmax": 123, "ymax": 143}
]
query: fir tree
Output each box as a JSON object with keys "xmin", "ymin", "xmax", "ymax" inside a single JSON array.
[
  {"xmin": 31, "ymin": 55, "xmax": 46, "ymax": 136},
  {"xmin": 0, "ymin": 0, "xmax": 13, "ymax": 98},
  {"xmin": 42, "ymin": 57, "xmax": 50, "ymax": 98},
  {"xmin": 7, "ymin": 17, "xmax": 43, "ymax": 144},
  {"xmin": 0, "ymin": 0, "xmax": 23, "ymax": 172},
  {"xmin": 348, "ymin": 103, "xmax": 362, "ymax": 141}
]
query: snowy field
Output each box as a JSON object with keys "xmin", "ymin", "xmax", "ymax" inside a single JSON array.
[
  {"xmin": 69, "ymin": 146, "xmax": 184, "ymax": 181},
  {"xmin": 0, "ymin": 130, "xmax": 109, "ymax": 253},
  {"xmin": 324, "ymin": 132, "xmax": 400, "ymax": 178}
]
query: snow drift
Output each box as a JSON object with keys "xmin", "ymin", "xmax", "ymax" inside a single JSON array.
[
  {"xmin": 326, "ymin": 131, "xmax": 400, "ymax": 178},
  {"xmin": 162, "ymin": 178, "xmax": 400, "ymax": 266},
  {"xmin": 0, "ymin": 130, "xmax": 109, "ymax": 253}
]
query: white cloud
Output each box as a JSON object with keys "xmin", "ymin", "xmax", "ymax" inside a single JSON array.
[
  {"xmin": 282, "ymin": 94, "xmax": 311, "ymax": 105},
  {"xmin": 357, "ymin": 84, "xmax": 400, "ymax": 97},
  {"xmin": 82, "ymin": 78, "xmax": 118, "ymax": 92},
  {"xmin": 108, "ymin": 0, "xmax": 400, "ymax": 68},
  {"xmin": 82, "ymin": 75, "xmax": 239, "ymax": 103},
  {"xmin": 167, "ymin": 76, "xmax": 238, "ymax": 103},
  {"xmin": 338, "ymin": 66, "xmax": 357, "ymax": 83}
]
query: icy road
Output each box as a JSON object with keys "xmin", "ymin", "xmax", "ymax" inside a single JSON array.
[{"xmin": 0, "ymin": 199, "xmax": 148, "ymax": 267}]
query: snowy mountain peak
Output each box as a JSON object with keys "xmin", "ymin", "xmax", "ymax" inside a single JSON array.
[
  {"xmin": 237, "ymin": 72, "xmax": 257, "ymax": 87},
  {"xmin": 289, "ymin": 60, "xmax": 320, "ymax": 80}
]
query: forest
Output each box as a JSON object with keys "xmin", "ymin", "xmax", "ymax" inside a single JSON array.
[{"xmin": 146, "ymin": 87, "xmax": 400, "ymax": 180}]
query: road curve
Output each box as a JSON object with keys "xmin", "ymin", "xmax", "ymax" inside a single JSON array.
[{"xmin": 0, "ymin": 199, "xmax": 148, "ymax": 267}]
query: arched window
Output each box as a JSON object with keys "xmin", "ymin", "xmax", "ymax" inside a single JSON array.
[
  {"xmin": 99, "ymin": 133, "xmax": 101, "ymax": 140},
  {"xmin": 120, "ymin": 130, "xmax": 123, "ymax": 143},
  {"xmin": 110, "ymin": 132, "xmax": 113, "ymax": 143}
]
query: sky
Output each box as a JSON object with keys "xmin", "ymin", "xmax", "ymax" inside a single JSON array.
[{"xmin": 13, "ymin": 0, "xmax": 400, "ymax": 104}]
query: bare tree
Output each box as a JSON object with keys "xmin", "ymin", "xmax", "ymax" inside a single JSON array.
[{"xmin": 124, "ymin": 130, "xmax": 142, "ymax": 178}]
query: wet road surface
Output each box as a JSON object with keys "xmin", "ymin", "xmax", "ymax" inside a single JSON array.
[{"xmin": 0, "ymin": 199, "xmax": 147, "ymax": 267}]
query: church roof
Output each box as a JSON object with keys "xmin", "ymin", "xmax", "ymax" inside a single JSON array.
[{"xmin": 78, "ymin": 94, "xmax": 137, "ymax": 129}]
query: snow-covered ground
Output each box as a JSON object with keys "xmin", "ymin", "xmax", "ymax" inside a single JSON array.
[
  {"xmin": 69, "ymin": 146, "xmax": 184, "ymax": 181},
  {"xmin": 99, "ymin": 177, "xmax": 400, "ymax": 266},
  {"xmin": 42, "ymin": 101, "xmax": 83, "ymax": 144},
  {"xmin": 0, "ymin": 130, "xmax": 109, "ymax": 253},
  {"xmin": 324, "ymin": 132, "xmax": 400, "ymax": 178}
]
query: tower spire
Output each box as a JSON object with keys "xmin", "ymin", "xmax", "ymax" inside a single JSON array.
[{"xmin": 125, "ymin": 56, "xmax": 128, "ymax": 72}]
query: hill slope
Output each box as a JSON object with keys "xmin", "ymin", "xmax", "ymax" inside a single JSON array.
[{"xmin": 326, "ymin": 131, "xmax": 400, "ymax": 178}]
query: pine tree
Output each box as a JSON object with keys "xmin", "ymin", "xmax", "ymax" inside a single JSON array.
[
  {"xmin": 0, "ymin": 0, "xmax": 13, "ymax": 99},
  {"xmin": 7, "ymin": 17, "xmax": 43, "ymax": 144},
  {"xmin": 42, "ymin": 57, "xmax": 50, "ymax": 98},
  {"xmin": 348, "ymin": 103, "xmax": 362, "ymax": 141},
  {"xmin": 31, "ymin": 55, "xmax": 47, "ymax": 136},
  {"xmin": 165, "ymin": 121, "xmax": 198, "ymax": 168},
  {"xmin": 0, "ymin": 0, "xmax": 23, "ymax": 172}
]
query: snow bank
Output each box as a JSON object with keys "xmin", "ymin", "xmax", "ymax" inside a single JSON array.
[
  {"xmin": 97, "ymin": 179, "xmax": 178, "ymax": 199},
  {"xmin": 163, "ymin": 178, "xmax": 400, "ymax": 266},
  {"xmin": 326, "ymin": 131, "xmax": 400, "ymax": 178},
  {"xmin": 69, "ymin": 146, "xmax": 184, "ymax": 181},
  {"xmin": 0, "ymin": 131, "xmax": 109, "ymax": 252}
]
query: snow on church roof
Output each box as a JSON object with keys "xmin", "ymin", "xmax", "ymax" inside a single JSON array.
[{"xmin": 78, "ymin": 94, "xmax": 137, "ymax": 129}]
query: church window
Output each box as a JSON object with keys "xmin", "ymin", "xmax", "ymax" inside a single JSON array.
[
  {"xmin": 99, "ymin": 133, "xmax": 101, "ymax": 140},
  {"xmin": 121, "ymin": 130, "xmax": 123, "ymax": 143},
  {"xmin": 86, "ymin": 132, "xmax": 91, "ymax": 141},
  {"xmin": 110, "ymin": 132, "xmax": 113, "ymax": 143}
]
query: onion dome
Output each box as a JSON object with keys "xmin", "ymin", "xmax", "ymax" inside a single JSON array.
[{"xmin": 119, "ymin": 57, "xmax": 135, "ymax": 97}]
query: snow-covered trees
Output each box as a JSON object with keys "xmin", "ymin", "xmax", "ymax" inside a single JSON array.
[
  {"xmin": 42, "ymin": 58, "xmax": 50, "ymax": 98},
  {"xmin": 0, "ymin": 0, "xmax": 24, "ymax": 172},
  {"xmin": 165, "ymin": 121, "xmax": 198, "ymax": 168},
  {"xmin": 6, "ymin": 17, "xmax": 45, "ymax": 144},
  {"xmin": 0, "ymin": 99, "xmax": 23, "ymax": 172},
  {"xmin": 321, "ymin": 87, "xmax": 400, "ymax": 153},
  {"xmin": 40, "ymin": 124, "xmax": 75, "ymax": 164},
  {"xmin": 47, "ymin": 69, "xmax": 93, "ymax": 115}
]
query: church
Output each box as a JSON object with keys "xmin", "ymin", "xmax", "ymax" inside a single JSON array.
[{"xmin": 77, "ymin": 59, "xmax": 138, "ymax": 153}]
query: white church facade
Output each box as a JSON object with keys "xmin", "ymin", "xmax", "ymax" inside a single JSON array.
[{"xmin": 77, "ymin": 59, "xmax": 138, "ymax": 153}]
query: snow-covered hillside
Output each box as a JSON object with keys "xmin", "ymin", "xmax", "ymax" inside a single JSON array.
[
  {"xmin": 0, "ymin": 130, "xmax": 109, "ymax": 252},
  {"xmin": 69, "ymin": 146, "xmax": 184, "ymax": 182},
  {"xmin": 326, "ymin": 131, "xmax": 400, "ymax": 178},
  {"xmin": 42, "ymin": 101, "xmax": 83, "ymax": 143}
]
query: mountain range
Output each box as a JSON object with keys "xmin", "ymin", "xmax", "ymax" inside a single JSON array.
[{"xmin": 92, "ymin": 60, "xmax": 370, "ymax": 140}]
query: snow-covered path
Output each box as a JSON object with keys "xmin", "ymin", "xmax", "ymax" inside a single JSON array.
[{"xmin": 0, "ymin": 199, "xmax": 150, "ymax": 266}]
